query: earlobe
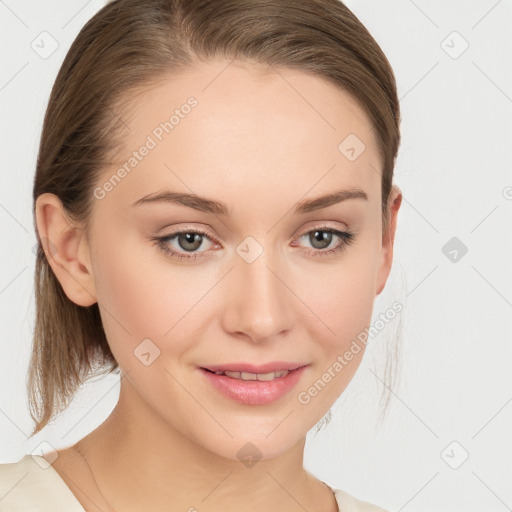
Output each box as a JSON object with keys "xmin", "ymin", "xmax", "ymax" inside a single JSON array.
[
  {"xmin": 35, "ymin": 193, "xmax": 97, "ymax": 307},
  {"xmin": 375, "ymin": 185, "xmax": 402, "ymax": 296}
]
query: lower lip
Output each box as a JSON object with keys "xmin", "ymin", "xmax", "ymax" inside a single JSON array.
[{"xmin": 199, "ymin": 366, "xmax": 309, "ymax": 405}]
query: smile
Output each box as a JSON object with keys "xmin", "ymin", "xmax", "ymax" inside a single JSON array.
[{"xmin": 199, "ymin": 365, "xmax": 309, "ymax": 405}]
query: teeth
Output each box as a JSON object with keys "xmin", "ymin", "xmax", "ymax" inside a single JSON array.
[
  {"xmin": 257, "ymin": 370, "xmax": 290, "ymax": 381},
  {"xmin": 220, "ymin": 370, "xmax": 290, "ymax": 381}
]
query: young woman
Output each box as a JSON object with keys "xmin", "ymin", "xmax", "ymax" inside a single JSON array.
[{"xmin": 0, "ymin": 0, "xmax": 402, "ymax": 510}]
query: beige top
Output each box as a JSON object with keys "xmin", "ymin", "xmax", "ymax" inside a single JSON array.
[{"xmin": 0, "ymin": 455, "xmax": 389, "ymax": 511}]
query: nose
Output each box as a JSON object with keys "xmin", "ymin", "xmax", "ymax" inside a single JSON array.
[{"xmin": 221, "ymin": 246, "xmax": 294, "ymax": 343}]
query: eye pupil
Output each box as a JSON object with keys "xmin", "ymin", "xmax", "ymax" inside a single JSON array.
[
  {"xmin": 311, "ymin": 230, "xmax": 332, "ymax": 249},
  {"xmin": 179, "ymin": 232, "xmax": 203, "ymax": 251}
]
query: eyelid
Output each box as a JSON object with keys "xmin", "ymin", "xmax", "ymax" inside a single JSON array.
[
  {"xmin": 156, "ymin": 222, "xmax": 215, "ymax": 237},
  {"xmin": 156, "ymin": 221, "xmax": 349, "ymax": 244},
  {"xmin": 296, "ymin": 220, "xmax": 350, "ymax": 237}
]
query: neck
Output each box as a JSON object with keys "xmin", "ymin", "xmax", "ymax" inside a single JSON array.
[{"xmin": 74, "ymin": 378, "xmax": 337, "ymax": 512}]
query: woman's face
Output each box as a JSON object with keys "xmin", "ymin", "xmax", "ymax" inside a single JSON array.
[{"xmin": 80, "ymin": 59, "xmax": 397, "ymax": 460}]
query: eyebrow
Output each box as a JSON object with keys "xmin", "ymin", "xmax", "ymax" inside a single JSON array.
[{"xmin": 131, "ymin": 187, "xmax": 368, "ymax": 215}]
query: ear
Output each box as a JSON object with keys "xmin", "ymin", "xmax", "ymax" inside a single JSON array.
[
  {"xmin": 35, "ymin": 193, "xmax": 97, "ymax": 306},
  {"xmin": 375, "ymin": 185, "xmax": 402, "ymax": 296}
]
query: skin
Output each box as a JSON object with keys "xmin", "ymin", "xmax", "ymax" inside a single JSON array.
[{"xmin": 37, "ymin": 59, "xmax": 401, "ymax": 512}]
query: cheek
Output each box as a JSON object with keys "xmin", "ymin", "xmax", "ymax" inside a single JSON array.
[
  {"xmin": 303, "ymin": 239, "xmax": 381, "ymax": 405},
  {"xmin": 298, "ymin": 237, "xmax": 380, "ymax": 348},
  {"xmin": 89, "ymin": 230, "xmax": 193, "ymax": 366},
  {"xmin": 292, "ymin": 250, "xmax": 379, "ymax": 410}
]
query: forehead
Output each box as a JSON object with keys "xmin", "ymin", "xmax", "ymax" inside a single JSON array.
[{"xmin": 98, "ymin": 59, "xmax": 382, "ymax": 216}]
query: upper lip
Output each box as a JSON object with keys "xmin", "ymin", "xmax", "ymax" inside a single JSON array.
[{"xmin": 201, "ymin": 362, "xmax": 309, "ymax": 374}]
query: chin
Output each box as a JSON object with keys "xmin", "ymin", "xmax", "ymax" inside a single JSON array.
[{"xmin": 192, "ymin": 419, "xmax": 308, "ymax": 464}]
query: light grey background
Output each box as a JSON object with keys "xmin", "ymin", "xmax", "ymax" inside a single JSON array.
[{"xmin": 1, "ymin": 1, "xmax": 511, "ymax": 511}]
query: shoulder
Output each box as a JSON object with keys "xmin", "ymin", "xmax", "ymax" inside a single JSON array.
[
  {"xmin": 0, "ymin": 454, "xmax": 85, "ymax": 511},
  {"xmin": 332, "ymin": 487, "xmax": 391, "ymax": 512}
]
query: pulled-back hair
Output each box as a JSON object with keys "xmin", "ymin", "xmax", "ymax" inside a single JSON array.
[{"xmin": 29, "ymin": 0, "xmax": 401, "ymax": 436}]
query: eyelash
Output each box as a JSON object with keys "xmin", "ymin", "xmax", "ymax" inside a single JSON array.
[{"xmin": 149, "ymin": 225, "xmax": 355, "ymax": 262}]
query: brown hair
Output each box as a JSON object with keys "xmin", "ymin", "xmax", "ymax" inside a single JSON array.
[{"xmin": 29, "ymin": 0, "xmax": 401, "ymax": 436}]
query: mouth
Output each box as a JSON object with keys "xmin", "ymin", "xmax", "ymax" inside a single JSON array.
[{"xmin": 198, "ymin": 363, "xmax": 309, "ymax": 405}]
